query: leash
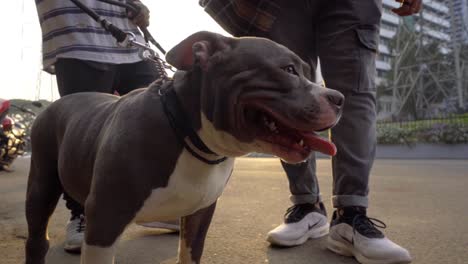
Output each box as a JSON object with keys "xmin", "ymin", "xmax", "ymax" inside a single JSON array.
[
  {"xmin": 95, "ymin": 0, "xmax": 167, "ymax": 54},
  {"xmin": 68, "ymin": 0, "xmax": 175, "ymax": 80},
  {"xmin": 158, "ymin": 82, "xmax": 228, "ymax": 165},
  {"xmin": 69, "ymin": 0, "xmax": 224, "ymax": 164}
]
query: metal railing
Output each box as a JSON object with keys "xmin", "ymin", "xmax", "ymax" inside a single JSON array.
[{"xmin": 377, "ymin": 114, "xmax": 468, "ymax": 131}]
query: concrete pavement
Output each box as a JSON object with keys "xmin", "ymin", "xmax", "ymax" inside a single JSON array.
[{"xmin": 1, "ymin": 157, "xmax": 467, "ymax": 264}]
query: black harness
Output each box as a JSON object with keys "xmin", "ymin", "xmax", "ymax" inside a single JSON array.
[{"xmin": 158, "ymin": 82, "xmax": 228, "ymax": 165}]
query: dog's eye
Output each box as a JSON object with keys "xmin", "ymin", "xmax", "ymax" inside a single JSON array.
[{"xmin": 282, "ymin": 65, "xmax": 298, "ymax": 75}]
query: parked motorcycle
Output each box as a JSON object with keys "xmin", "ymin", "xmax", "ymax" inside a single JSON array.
[{"xmin": 0, "ymin": 99, "xmax": 41, "ymax": 171}]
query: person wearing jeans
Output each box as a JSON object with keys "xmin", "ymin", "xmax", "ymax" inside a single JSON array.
[{"xmin": 200, "ymin": 0, "xmax": 421, "ymax": 263}]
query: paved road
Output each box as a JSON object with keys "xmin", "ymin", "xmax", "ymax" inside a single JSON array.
[{"xmin": 1, "ymin": 157, "xmax": 467, "ymax": 264}]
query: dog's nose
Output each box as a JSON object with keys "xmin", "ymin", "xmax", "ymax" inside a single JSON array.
[{"xmin": 326, "ymin": 90, "xmax": 345, "ymax": 108}]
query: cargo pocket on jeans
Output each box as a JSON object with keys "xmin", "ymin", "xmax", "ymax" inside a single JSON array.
[{"xmin": 355, "ymin": 26, "xmax": 379, "ymax": 92}]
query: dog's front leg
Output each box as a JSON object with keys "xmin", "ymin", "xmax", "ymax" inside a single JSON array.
[
  {"xmin": 80, "ymin": 213, "xmax": 121, "ymax": 264},
  {"xmin": 178, "ymin": 202, "xmax": 217, "ymax": 264},
  {"xmin": 81, "ymin": 242, "xmax": 117, "ymax": 264},
  {"xmin": 80, "ymin": 192, "xmax": 138, "ymax": 264}
]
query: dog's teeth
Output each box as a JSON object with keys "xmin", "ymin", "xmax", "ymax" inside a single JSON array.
[
  {"xmin": 268, "ymin": 121, "xmax": 277, "ymax": 132},
  {"xmin": 298, "ymin": 139, "xmax": 304, "ymax": 146},
  {"xmin": 261, "ymin": 116, "xmax": 279, "ymax": 133}
]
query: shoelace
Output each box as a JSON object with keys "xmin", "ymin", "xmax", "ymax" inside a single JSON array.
[
  {"xmin": 351, "ymin": 214, "xmax": 387, "ymax": 238},
  {"xmin": 284, "ymin": 203, "xmax": 318, "ymax": 223},
  {"xmin": 76, "ymin": 216, "xmax": 86, "ymax": 233},
  {"xmin": 284, "ymin": 204, "xmax": 304, "ymax": 222},
  {"xmin": 285, "ymin": 204, "xmax": 298, "ymax": 215}
]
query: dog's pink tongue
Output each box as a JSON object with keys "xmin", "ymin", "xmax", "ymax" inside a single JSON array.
[{"xmin": 301, "ymin": 132, "xmax": 337, "ymax": 156}]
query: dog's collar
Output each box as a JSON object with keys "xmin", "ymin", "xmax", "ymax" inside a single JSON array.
[{"xmin": 158, "ymin": 80, "xmax": 227, "ymax": 165}]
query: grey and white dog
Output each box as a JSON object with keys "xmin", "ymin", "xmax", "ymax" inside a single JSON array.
[{"xmin": 25, "ymin": 31, "xmax": 343, "ymax": 264}]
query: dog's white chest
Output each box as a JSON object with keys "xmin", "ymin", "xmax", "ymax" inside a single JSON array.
[{"xmin": 134, "ymin": 150, "xmax": 234, "ymax": 222}]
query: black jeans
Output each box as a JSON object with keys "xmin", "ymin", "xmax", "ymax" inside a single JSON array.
[{"xmin": 55, "ymin": 58, "xmax": 160, "ymax": 218}]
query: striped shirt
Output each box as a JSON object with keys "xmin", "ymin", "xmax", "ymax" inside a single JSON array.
[{"xmin": 36, "ymin": 0, "xmax": 145, "ymax": 73}]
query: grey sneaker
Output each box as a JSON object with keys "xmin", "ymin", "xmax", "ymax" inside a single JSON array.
[
  {"xmin": 64, "ymin": 214, "xmax": 85, "ymax": 253},
  {"xmin": 267, "ymin": 202, "xmax": 329, "ymax": 246},
  {"xmin": 328, "ymin": 207, "xmax": 412, "ymax": 264},
  {"xmin": 136, "ymin": 219, "xmax": 180, "ymax": 232}
]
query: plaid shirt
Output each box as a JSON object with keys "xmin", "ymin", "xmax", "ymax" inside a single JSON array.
[{"xmin": 199, "ymin": 0, "xmax": 281, "ymax": 37}]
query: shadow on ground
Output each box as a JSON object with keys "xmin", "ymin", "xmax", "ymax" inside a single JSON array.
[{"xmin": 46, "ymin": 230, "xmax": 179, "ymax": 264}]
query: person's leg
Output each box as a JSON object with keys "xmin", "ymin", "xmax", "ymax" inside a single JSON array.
[
  {"xmin": 317, "ymin": 0, "xmax": 378, "ymax": 213},
  {"xmin": 280, "ymin": 160, "xmax": 319, "ymax": 205},
  {"xmin": 55, "ymin": 58, "xmax": 117, "ymax": 253},
  {"xmin": 251, "ymin": 2, "xmax": 330, "ymax": 246},
  {"xmin": 317, "ymin": 1, "xmax": 411, "ymax": 263},
  {"xmin": 114, "ymin": 60, "xmax": 160, "ymax": 95},
  {"xmin": 55, "ymin": 58, "xmax": 116, "ymax": 96},
  {"xmin": 316, "ymin": 0, "xmax": 380, "ymax": 209}
]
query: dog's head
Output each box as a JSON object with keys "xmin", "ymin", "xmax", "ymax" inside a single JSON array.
[{"xmin": 166, "ymin": 31, "xmax": 343, "ymax": 164}]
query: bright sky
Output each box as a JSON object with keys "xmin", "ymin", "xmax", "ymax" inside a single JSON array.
[{"xmin": 0, "ymin": 1, "xmax": 229, "ymax": 101}]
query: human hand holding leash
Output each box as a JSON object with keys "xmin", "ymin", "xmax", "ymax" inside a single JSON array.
[
  {"xmin": 127, "ymin": 0, "xmax": 150, "ymax": 28},
  {"xmin": 392, "ymin": 0, "xmax": 422, "ymax": 16}
]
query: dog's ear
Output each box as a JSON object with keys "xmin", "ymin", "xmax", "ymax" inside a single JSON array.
[{"xmin": 166, "ymin": 31, "xmax": 231, "ymax": 71}]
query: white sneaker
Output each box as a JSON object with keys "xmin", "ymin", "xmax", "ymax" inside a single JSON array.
[
  {"xmin": 327, "ymin": 208, "xmax": 412, "ymax": 264},
  {"xmin": 64, "ymin": 214, "xmax": 85, "ymax": 253},
  {"xmin": 136, "ymin": 219, "xmax": 180, "ymax": 232},
  {"xmin": 267, "ymin": 202, "xmax": 329, "ymax": 247}
]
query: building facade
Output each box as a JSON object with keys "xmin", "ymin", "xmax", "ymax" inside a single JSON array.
[
  {"xmin": 377, "ymin": 0, "xmax": 452, "ymax": 84},
  {"xmin": 376, "ymin": 0, "xmax": 454, "ymax": 118},
  {"xmin": 451, "ymin": 0, "xmax": 468, "ymax": 44}
]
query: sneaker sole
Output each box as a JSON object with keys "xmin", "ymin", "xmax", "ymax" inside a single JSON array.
[
  {"xmin": 136, "ymin": 221, "xmax": 180, "ymax": 232},
  {"xmin": 63, "ymin": 243, "xmax": 82, "ymax": 254},
  {"xmin": 267, "ymin": 223, "xmax": 329, "ymax": 247},
  {"xmin": 327, "ymin": 236, "xmax": 411, "ymax": 264}
]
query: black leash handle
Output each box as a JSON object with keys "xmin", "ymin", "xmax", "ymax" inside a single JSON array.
[
  {"xmin": 69, "ymin": 0, "xmax": 127, "ymax": 43},
  {"xmin": 70, "ymin": 0, "xmax": 167, "ymax": 54},
  {"xmin": 68, "ymin": 0, "xmax": 171, "ymax": 75}
]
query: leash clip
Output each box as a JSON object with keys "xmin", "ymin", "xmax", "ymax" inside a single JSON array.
[{"xmin": 117, "ymin": 32, "xmax": 137, "ymax": 48}]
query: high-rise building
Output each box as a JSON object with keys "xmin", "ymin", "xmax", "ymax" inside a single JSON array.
[
  {"xmin": 377, "ymin": 0, "xmax": 451, "ymax": 83},
  {"xmin": 376, "ymin": 0, "xmax": 455, "ymax": 117},
  {"xmin": 450, "ymin": 0, "xmax": 468, "ymax": 44}
]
